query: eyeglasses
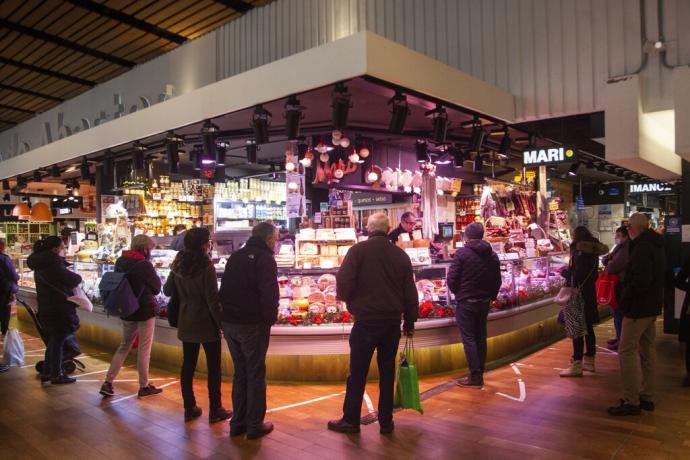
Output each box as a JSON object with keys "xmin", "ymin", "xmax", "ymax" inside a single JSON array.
[{"xmin": 402, "ymin": 220, "xmax": 415, "ymax": 225}]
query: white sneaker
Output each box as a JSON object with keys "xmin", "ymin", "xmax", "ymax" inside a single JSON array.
[
  {"xmin": 559, "ymin": 360, "xmax": 583, "ymax": 377},
  {"xmin": 583, "ymin": 356, "xmax": 595, "ymax": 373}
]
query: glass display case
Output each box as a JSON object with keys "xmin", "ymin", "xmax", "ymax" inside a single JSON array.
[{"xmin": 492, "ymin": 254, "xmax": 567, "ymax": 310}]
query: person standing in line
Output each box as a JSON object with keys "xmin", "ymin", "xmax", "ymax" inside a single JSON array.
[
  {"xmin": 447, "ymin": 222, "xmax": 502, "ymax": 388},
  {"xmin": 26, "ymin": 236, "xmax": 82, "ymax": 384},
  {"xmin": 99, "ymin": 235, "xmax": 162, "ymax": 398},
  {"xmin": 219, "ymin": 222, "xmax": 279, "ymax": 440},
  {"xmin": 170, "ymin": 224, "xmax": 188, "ymax": 251},
  {"xmin": 559, "ymin": 226, "xmax": 609, "ymax": 377},
  {"xmin": 328, "ymin": 213, "xmax": 418, "ymax": 435},
  {"xmin": 0, "ymin": 238, "xmax": 19, "ymax": 340},
  {"xmin": 602, "ymin": 226, "xmax": 630, "ymax": 351},
  {"xmin": 164, "ymin": 228, "xmax": 231, "ymax": 423},
  {"xmin": 673, "ymin": 257, "xmax": 690, "ymax": 387},
  {"xmin": 608, "ymin": 213, "xmax": 664, "ymax": 416},
  {"xmin": 387, "ymin": 211, "xmax": 417, "ymax": 243}
]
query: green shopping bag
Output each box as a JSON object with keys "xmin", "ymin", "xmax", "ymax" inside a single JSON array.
[{"xmin": 393, "ymin": 336, "xmax": 423, "ymax": 414}]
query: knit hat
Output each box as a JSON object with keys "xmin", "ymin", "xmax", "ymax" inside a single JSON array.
[{"xmin": 464, "ymin": 222, "xmax": 484, "ymax": 240}]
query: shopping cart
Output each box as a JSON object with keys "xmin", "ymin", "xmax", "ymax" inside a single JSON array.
[{"xmin": 15, "ymin": 298, "xmax": 85, "ymax": 375}]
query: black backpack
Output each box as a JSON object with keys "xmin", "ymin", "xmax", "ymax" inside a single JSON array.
[{"xmin": 98, "ymin": 261, "xmax": 145, "ymax": 317}]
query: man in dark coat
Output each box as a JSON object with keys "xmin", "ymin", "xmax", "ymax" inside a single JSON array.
[
  {"xmin": 219, "ymin": 222, "xmax": 279, "ymax": 440},
  {"xmin": 328, "ymin": 213, "xmax": 418, "ymax": 435},
  {"xmin": 0, "ymin": 238, "xmax": 19, "ymax": 338},
  {"xmin": 447, "ymin": 222, "xmax": 501, "ymax": 388},
  {"xmin": 387, "ymin": 211, "xmax": 417, "ymax": 243},
  {"xmin": 608, "ymin": 213, "xmax": 665, "ymax": 416}
]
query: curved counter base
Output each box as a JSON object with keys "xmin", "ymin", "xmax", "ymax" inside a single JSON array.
[{"xmin": 16, "ymin": 288, "xmax": 573, "ymax": 382}]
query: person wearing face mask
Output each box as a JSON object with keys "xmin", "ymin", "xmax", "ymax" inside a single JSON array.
[
  {"xmin": 219, "ymin": 222, "xmax": 280, "ymax": 440},
  {"xmin": 27, "ymin": 236, "xmax": 82, "ymax": 384},
  {"xmin": 602, "ymin": 226, "xmax": 630, "ymax": 350},
  {"xmin": 99, "ymin": 235, "xmax": 162, "ymax": 398}
]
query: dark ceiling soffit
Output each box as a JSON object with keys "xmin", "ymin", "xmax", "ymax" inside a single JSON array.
[
  {"xmin": 214, "ymin": 0, "xmax": 254, "ymax": 13},
  {"xmin": 0, "ymin": 103, "xmax": 34, "ymax": 115},
  {"xmin": 0, "ymin": 18, "xmax": 135, "ymax": 68},
  {"xmin": 0, "ymin": 83, "xmax": 64, "ymax": 102},
  {"xmin": 0, "ymin": 119, "xmax": 18, "ymax": 126},
  {"xmin": 64, "ymin": 0, "xmax": 187, "ymax": 45},
  {"xmin": 0, "ymin": 56, "xmax": 95, "ymax": 86}
]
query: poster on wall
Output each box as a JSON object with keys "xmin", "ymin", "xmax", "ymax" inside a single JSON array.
[{"xmin": 286, "ymin": 171, "xmax": 305, "ymax": 219}]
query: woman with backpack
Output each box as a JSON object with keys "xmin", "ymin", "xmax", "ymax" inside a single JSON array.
[
  {"xmin": 163, "ymin": 227, "xmax": 230, "ymax": 423},
  {"xmin": 99, "ymin": 235, "xmax": 162, "ymax": 398},
  {"xmin": 27, "ymin": 236, "xmax": 82, "ymax": 384},
  {"xmin": 559, "ymin": 226, "xmax": 608, "ymax": 378}
]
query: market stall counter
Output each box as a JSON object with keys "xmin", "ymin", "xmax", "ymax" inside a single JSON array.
[{"xmin": 14, "ymin": 253, "xmax": 571, "ymax": 382}]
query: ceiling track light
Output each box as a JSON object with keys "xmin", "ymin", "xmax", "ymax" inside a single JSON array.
[
  {"xmin": 470, "ymin": 124, "xmax": 486, "ymax": 153},
  {"xmin": 33, "ymin": 170, "xmax": 42, "ymax": 182},
  {"xmin": 473, "ymin": 153, "xmax": 484, "ymax": 172},
  {"xmin": 585, "ymin": 159, "xmax": 595, "ymax": 169},
  {"xmin": 201, "ymin": 120, "xmax": 219, "ymax": 166},
  {"xmin": 51, "ymin": 164, "xmax": 61, "ymax": 178},
  {"xmin": 388, "ymin": 91, "xmax": 409, "ymax": 134},
  {"xmin": 425, "ymin": 104, "xmax": 449, "ymax": 144},
  {"xmin": 132, "ymin": 150, "xmax": 145, "ymax": 171},
  {"xmin": 415, "ymin": 140, "xmax": 428, "ymax": 163},
  {"xmin": 498, "ymin": 133, "xmax": 512, "ymax": 158},
  {"xmin": 568, "ymin": 162, "xmax": 581, "ymax": 176},
  {"xmin": 252, "ymin": 105, "xmax": 272, "ymax": 144},
  {"xmin": 246, "ymin": 139, "xmax": 258, "ymax": 164},
  {"xmin": 216, "ymin": 145, "xmax": 227, "ymax": 167},
  {"xmin": 284, "ymin": 95, "xmax": 305, "ymax": 140},
  {"xmin": 452, "ymin": 145, "xmax": 466, "ymax": 168},
  {"xmin": 80, "ymin": 156, "xmax": 90, "ymax": 180},
  {"xmin": 191, "ymin": 145, "xmax": 203, "ymax": 170},
  {"xmin": 17, "ymin": 175, "xmax": 27, "ymax": 189},
  {"xmin": 2, "ymin": 179, "xmax": 9, "ymax": 190},
  {"xmin": 331, "ymin": 82, "xmax": 352, "ymax": 130}
]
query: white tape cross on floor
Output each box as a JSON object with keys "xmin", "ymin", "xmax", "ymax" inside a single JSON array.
[{"xmin": 496, "ymin": 363, "xmax": 527, "ymax": 403}]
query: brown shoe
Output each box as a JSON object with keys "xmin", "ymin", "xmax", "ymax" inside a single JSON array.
[{"xmin": 246, "ymin": 422, "xmax": 274, "ymax": 440}]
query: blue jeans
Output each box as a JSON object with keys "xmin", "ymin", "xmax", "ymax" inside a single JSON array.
[
  {"xmin": 456, "ymin": 301, "xmax": 490, "ymax": 381},
  {"xmin": 343, "ymin": 320, "xmax": 401, "ymax": 427},
  {"xmin": 45, "ymin": 333, "xmax": 70, "ymax": 378}
]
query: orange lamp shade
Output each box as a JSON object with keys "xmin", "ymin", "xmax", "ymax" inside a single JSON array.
[
  {"xmin": 29, "ymin": 202, "xmax": 54, "ymax": 222},
  {"xmin": 12, "ymin": 203, "xmax": 31, "ymax": 220}
]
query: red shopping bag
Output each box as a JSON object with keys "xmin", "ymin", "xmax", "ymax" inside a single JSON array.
[{"xmin": 595, "ymin": 273, "xmax": 619, "ymax": 308}]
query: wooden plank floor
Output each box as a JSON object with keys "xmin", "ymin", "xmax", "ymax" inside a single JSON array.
[{"xmin": 1, "ymin": 318, "xmax": 690, "ymax": 459}]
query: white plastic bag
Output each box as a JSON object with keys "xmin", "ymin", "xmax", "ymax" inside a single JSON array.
[
  {"xmin": 2, "ymin": 328, "xmax": 24, "ymax": 367},
  {"xmin": 67, "ymin": 286, "xmax": 93, "ymax": 312}
]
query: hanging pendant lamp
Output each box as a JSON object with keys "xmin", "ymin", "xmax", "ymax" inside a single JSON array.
[
  {"xmin": 29, "ymin": 202, "xmax": 54, "ymax": 222},
  {"xmin": 12, "ymin": 203, "xmax": 31, "ymax": 220}
]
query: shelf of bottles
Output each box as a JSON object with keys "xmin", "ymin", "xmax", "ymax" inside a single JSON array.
[{"xmin": 214, "ymin": 178, "xmax": 287, "ymax": 232}]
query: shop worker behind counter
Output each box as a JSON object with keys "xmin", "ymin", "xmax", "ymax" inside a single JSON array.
[
  {"xmin": 219, "ymin": 222, "xmax": 279, "ymax": 440},
  {"xmin": 328, "ymin": 212, "xmax": 418, "ymax": 435},
  {"xmin": 447, "ymin": 222, "xmax": 502, "ymax": 389},
  {"xmin": 388, "ymin": 211, "xmax": 417, "ymax": 243}
]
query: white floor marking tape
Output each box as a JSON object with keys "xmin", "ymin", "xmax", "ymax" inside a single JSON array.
[
  {"xmin": 79, "ymin": 377, "xmax": 175, "ymax": 383},
  {"xmin": 596, "ymin": 345, "xmax": 618, "ymax": 355},
  {"xmin": 73, "ymin": 369, "xmax": 108, "ymax": 377},
  {"xmin": 107, "ymin": 380, "xmax": 179, "ymax": 404},
  {"xmin": 266, "ymin": 391, "xmax": 345, "ymax": 413},
  {"xmin": 363, "ymin": 391, "xmax": 375, "ymax": 414},
  {"xmin": 510, "ymin": 364, "xmax": 522, "ymax": 375},
  {"xmin": 496, "ymin": 379, "xmax": 526, "ymax": 402}
]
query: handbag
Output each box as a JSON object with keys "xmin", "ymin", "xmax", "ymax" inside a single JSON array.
[
  {"xmin": 394, "ymin": 336, "xmax": 423, "ymax": 414},
  {"xmin": 165, "ymin": 273, "xmax": 180, "ymax": 328},
  {"xmin": 562, "ymin": 289, "xmax": 587, "ymax": 338},
  {"xmin": 2, "ymin": 328, "xmax": 24, "ymax": 367},
  {"xmin": 595, "ymin": 272, "xmax": 619, "ymax": 308},
  {"xmin": 67, "ymin": 286, "xmax": 93, "ymax": 312},
  {"xmin": 555, "ymin": 286, "xmax": 574, "ymax": 306}
]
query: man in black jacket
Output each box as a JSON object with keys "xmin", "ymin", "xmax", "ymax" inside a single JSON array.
[
  {"xmin": 0, "ymin": 238, "xmax": 19, "ymax": 338},
  {"xmin": 219, "ymin": 222, "xmax": 279, "ymax": 440},
  {"xmin": 387, "ymin": 211, "xmax": 417, "ymax": 243},
  {"xmin": 328, "ymin": 213, "xmax": 418, "ymax": 435},
  {"xmin": 608, "ymin": 213, "xmax": 665, "ymax": 416},
  {"xmin": 447, "ymin": 222, "xmax": 501, "ymax": 389}
]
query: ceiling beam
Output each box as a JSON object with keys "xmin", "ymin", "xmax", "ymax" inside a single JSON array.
[
  {"xmin": 0, "ymin": 103, "xmax": 34, "ymax": 115},
  {"xmin": 0, "ymin": 56, "xmax": 95, "ymax": 86},
  {"xmin": 64, "ymin": 0, "xmax": 187, "ymax": 45},
  {"xmin": 214, "ymin": 0, "xmax": 254, "ymax": 13},
  {"xmin": 0, "ymin": 83, "xmax": 64, "ymax": 102},
  {"xmin": 0, "ymin": 18, "xmax": 135, "ymax": 68},
  {"xmin": 0, "ymin": 119, "xmax": 18, "ymax": 126}
]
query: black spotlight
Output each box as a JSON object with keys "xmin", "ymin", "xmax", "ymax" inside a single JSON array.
[
  {"xmin": 2, "ymin": 193, "xmax": 9, "ymax": 202},
  {"xmin": 80, "ymin": 156, "xmax": 90, "ymax": 180},
  {"xmin": 191, "ymin": 145, "xmax": 203, "ymax": 170},
  {"xmin": 2, "ymin": 179, "xmax": 9, "ymax": 190},
  {"xmin": 415, "ymin": 140, "xmax": 428, "ymax": 163},
  {"xmin": 165, "ymin": 134, "xmax": 180, "ymax": 174},
  {"xmin": 202, "ymin": 120, "xmax": 218, "ymax": 165},
  {"xmin": 16, "ymin": 175, "xmax": 27, "ymax": 189},
  {"xmin": 51, "ymin": 164, "xmax": 61, "ymax": 178},
  {"xmin": 216, "ymin": 144, "xmax": 227, "ymax": 167},
  {"xmin": 246, "ymin": 140, "xmax": 258, "ymax": 164},
  {"xmin": 568, "ymin": 162, "xmax": 580, "ymax": 176},
  {"xmin": 388, "ymin": 91, "xmax": 409, "ymax": 134},
  {"xmin": 473, "ymin": 153, "xmax": 484, "ymax": 172},
  {"xmin": 331, "ymin": 83, "xmax": 352, "ymax": 130},
  {"xmin": 498, "ymin": 134, "xmax": 512, "ymax": 158},
  {"xmin": 103, "ymin": 150, "xmax": 114, "ymax": 180},
  {"xmin": 252, "ymin": 106, "xmax": 272, "ymax": 144},
  {"xmin": 132, "ymin": 150, "xmax": 145, "ymax": 171},
  {"xmin": 284, "ymin": 95, "xmax": 304, "ymax": 140},
  {"xmin": 470, "ymin": 126, "xmax": 486, "ymax": 153},
  {"xmin": 596, "ymin": 162, "xmax": 607, "ymax": 172},
  {"xmin": 33, "ymin": 170, "xmax": 42, "ymax": 182},
  {"xmin": 425, "ymin": 104, "xmax": 449, "ymax": 144}
]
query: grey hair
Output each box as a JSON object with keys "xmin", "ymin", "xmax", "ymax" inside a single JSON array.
[
  {"xmin": 629, "ymin": 212, "xmax": 650, "ymax": 232},
  {"xmin": 252, "ymin": 221, "xmax": 277, "ymax": 241},
  {"xmin": 131, "ymin": 234, "xmax": 155, "ymax": 252},
  {"xmin": 367, "ymin": 212, "xmax": 390, "ymax": 233}
]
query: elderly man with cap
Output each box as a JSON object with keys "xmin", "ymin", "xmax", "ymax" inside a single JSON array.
[{"xmin": 447, "ymin": 222, "xmax": 502, "ymax": 388}]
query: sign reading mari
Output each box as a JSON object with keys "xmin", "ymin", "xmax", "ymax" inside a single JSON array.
[{"xmin": 522, "ymin": 147, "xmax": 577, "ymax": 166}]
